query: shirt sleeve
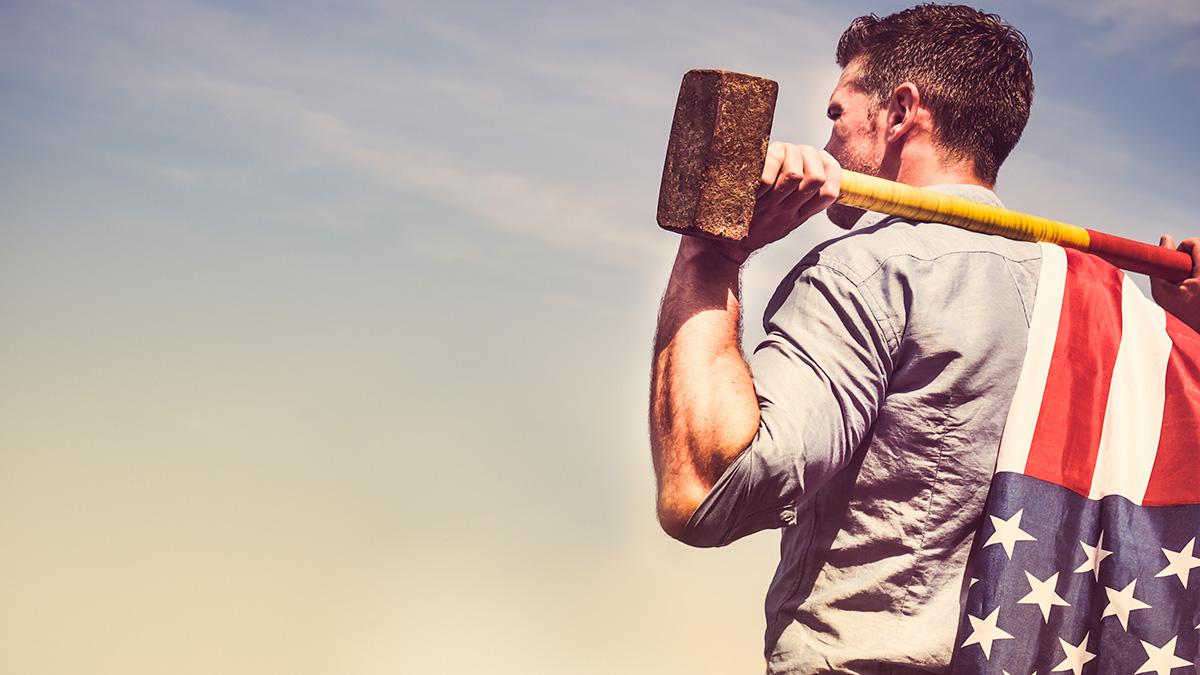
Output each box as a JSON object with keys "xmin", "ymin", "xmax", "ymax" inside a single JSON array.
[{"xmin": 679, "ymin": 261, "xmax": 896, "ymax": 548}]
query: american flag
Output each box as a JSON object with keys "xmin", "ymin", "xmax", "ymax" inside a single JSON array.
[{"xmin": 951, "ymin": 244, "xmax": 1200, "ymax": 675}]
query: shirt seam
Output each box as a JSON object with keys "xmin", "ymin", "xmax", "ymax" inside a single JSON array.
[
  {"xmin": 791, "ymin": 261, "xmax": 901, "ymax": 356},
  {"xmin": 820, "ymin": 247, "xmax": 1044, "ymax": 288},
  {"xmin": 895, "ymin": 387, "xmax": 955, "ymax": 621},
  {"xmin": 1003, "ymin": 258, "xmax": 1036, "ymax": 328},
  {"xmin": 769, "ymin": 498, "xmax": 820, "ymax": 645}
]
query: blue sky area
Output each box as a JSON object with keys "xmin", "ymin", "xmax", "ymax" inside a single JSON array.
[{"xmin": 2, "ymin": 1, "xmax": 1198, "ymax": 673}]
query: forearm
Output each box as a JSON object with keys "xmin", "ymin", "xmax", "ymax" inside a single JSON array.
[
  {"xmin": 647, "ymin": 142, "xmax": 841, "ymax": 539},
  {"xmin": 649, "ymin": 237, "xmax": 761, "ymax": 538}
]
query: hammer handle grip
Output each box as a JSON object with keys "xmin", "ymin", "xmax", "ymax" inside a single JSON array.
[{"xmin": 837, "ymin": 171, "xmax": 1194, "ymax": 283}]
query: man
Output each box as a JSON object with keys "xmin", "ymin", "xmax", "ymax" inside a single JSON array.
[{"xmin": 648, "ymin": 4, "xmax": 1199, "ymax": 673}]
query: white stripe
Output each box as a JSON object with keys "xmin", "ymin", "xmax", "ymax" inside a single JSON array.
[
  {"xmin": 996, "ymin": 243, "xmax": 1067, "ymax": 474},
  {"xmin": 1087, "ymin": 274, "xmax": 1172, "ymax": 504}
]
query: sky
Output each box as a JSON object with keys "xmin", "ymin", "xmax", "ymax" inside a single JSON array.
[{"xmin": 2, "ymin": 1, "xmax": 1198, "ymax": 673}]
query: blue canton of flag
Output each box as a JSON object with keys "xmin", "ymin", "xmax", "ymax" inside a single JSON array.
[{"xmin": 951, "ymin": 473, "xmax": 1200, "ymax": 674}]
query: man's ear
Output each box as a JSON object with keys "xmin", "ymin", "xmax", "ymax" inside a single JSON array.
[{"xmin": 885, "ymin": 82, "xmax": 921, "ymax": 144}]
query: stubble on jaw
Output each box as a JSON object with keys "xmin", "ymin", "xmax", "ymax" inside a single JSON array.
[{"xmin": 825, "ymin": 143, "xmax": 879, "ymax": 229}]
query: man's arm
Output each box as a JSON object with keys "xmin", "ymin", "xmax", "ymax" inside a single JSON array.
[
  {"xmin": 1151, "ymin": 235, "xmax": 1200, "ymax": 333},
  {"xmin": 648, "ymin": 143, "xmax": 841, "ymax": 540}
]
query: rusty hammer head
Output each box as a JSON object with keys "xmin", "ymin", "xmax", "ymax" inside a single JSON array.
[{"xmin": 656, "ymin": 69, "xmax": 778, "ymax": 241}]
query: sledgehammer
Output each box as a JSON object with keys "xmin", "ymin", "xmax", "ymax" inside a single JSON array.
[{"xmin": 656, "ymin": 69, "xmax": 1193, "ymax": 282}]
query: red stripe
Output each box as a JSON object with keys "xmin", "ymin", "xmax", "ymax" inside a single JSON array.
[
  {"xmin": 1142, "ymin": 314, "xmax": 1200, "ymax": 506},
  {"xmin": 1023, "ymin": 250, "xmax": 1124, "ymax": 495}
]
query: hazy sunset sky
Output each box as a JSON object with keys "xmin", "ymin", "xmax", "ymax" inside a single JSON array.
[{"xmin": 3, "ymin": 1, "xmax": 1199, "ymax": 673}]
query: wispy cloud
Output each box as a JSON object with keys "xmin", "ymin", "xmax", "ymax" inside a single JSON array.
[
  {"xmin": 2, "ymin": 0, "xmax": 854, "ymax": 272},
  {"xmin": 1005, "ymin": 90, "xmax": 1193, "ymax": 237},
  {"xmin": 1053, "ymin": 0, "xmax": 1200, "ymax": 67},
  {"xmin": 5, "ymin": 0, "xmax": 1186, "ymax": 280}
]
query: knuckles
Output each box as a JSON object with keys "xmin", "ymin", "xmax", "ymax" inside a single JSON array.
[{"xmin": 762, "ymin": 143, "xmax": 841, "ymax": 200}]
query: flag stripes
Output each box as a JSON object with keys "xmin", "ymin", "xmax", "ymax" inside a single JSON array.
[
  {"xmin": 1086, "ymin": 273, "xmax": 1171, "ymax": 503},
  {"xmin": 995, "ymin": 245, "xmax": 1193, "ymax": 505},
  {"xmin": 1023, "ymin": 249, "xmax": 1124, "ymax": 497},
  {"xmin": 1144, "ymin": 315, "xmax": 1200, "ymax": 506}
]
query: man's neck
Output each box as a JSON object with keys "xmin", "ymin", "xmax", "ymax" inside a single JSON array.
[{"xmin": 883, "ymin": 141, "xmax": 991, "ymax": 189}]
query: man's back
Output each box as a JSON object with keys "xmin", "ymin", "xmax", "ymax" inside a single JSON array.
[{"xmin": 681, "ymin": 185, "xmax": 1043, "ymax": 673}]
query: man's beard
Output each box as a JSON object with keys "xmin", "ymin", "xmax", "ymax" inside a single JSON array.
[{"xmin": 828, "ymin": 144, "xmax": 880, "ymax": 229}]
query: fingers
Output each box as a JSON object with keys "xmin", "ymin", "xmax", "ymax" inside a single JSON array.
[
  {"xmin": 795, "ymin": 145, "xmax": 826, "ymax": 198},
  {"xmin": 771, "ymin": 145, "xmax": 828, "ymax": 207},
  {"xmin": 777, "ymin": 145, "xmax": 824, "ymax": 209},
  {"xmin": 773, "ymin": 143, "xmax": 808, "ymax": 201},
  {"xmin": 807, "ymin": 149, "xmax": 843, "ymax": 218},
  {"xmin": 758, "ymin": 142, "xmax": 786, "ymax": 199},
  {"xmin": 750, "ymin": 143, "xmax": 842, "ymax": 249},
  {"xmin": 1181, "ymin": 238, "xmax": 1200, "ymax": 279},
  {"xmin": 785, "ymin": 148, "xmax": 842, "ymax": 223},
  {"xmin": 758, "ymin": 143, "xmax": 822, "ymax": 204},
  {"xmin": 1160, "ymin": 234, "xmax": 1199, "ymax": 280}
]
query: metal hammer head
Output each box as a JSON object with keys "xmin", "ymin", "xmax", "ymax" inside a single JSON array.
[{"xmin": 656, "ymin": 69, "xmax": 778, "ymax": 241}]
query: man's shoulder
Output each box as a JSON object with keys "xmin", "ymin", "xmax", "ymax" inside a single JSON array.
[{"xmin": 798, "ymin": 215, "xmax": 1044, "ymax": 287}]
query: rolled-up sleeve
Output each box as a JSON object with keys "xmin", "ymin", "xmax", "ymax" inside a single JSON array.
[{"xmin": 680, "ymin": 262, "xmax": 896, "ymax": 548}]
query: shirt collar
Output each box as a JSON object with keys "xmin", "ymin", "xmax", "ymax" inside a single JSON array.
[{"xmin": 855, "ymin": 183, "xmax": 1004, "ymax": 229}]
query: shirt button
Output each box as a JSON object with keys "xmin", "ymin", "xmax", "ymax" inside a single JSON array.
[{"xmin": 779, "ymin": 509, "xmax": 796, "ymax": 525}]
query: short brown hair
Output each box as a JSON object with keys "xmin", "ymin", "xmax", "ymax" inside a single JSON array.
[{"xmin": 836, "ymin": 4, "xmax": 1034, "ymax": 184}]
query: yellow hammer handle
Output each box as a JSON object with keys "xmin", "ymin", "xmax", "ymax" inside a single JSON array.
[{"xmin": 837, "ymin": 171, "xmax": 1193, "ymax": 283}]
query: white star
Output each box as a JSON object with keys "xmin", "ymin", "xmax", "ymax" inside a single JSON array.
[
  {"xmin": 961, "ymin": 607, "xmax": 1014, "ymax": 659},
  {"xmin": 1073, "ymin": 531, "xmax": 1113, "ymax": 581},
  {"xmin": 983, "ymin": 509, "xmax": 1037, "ymax": 559},
  {"xmin": 1156, "ymin": 539, "xmax": 1200, "ymax": 588},
  {"xmin": 1102, "ymin": 579, "xmax": 1151, "ymax": 630},
  {"xmin": 1051, "ymin": 633, "xmax": 1095, "ymax": 675},
  {"xmin": 1019, "ymin": 570, "xmax": 1070, "ymax": 622},
  {"xmin": 1135, "ymin": 636, "xmax": 1192, "ymax": 675}
]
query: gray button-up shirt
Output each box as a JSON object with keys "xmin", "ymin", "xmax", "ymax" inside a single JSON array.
[{"xmin": 682, "ymin": 185, "xmax": 1044, "ymax": 674}]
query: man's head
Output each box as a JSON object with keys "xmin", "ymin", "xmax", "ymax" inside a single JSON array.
[{"xmin": 824, "ymin": 4, "xmax": 1034, "ymax": 228}]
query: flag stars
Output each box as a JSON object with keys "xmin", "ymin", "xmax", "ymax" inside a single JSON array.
[
  {"xmin": 961, "ymin": 607, "xmax": 1014, "ymax": 659},
  {"xmin": 1101, "ymin": 579, "xmax": 1151, "ymax": 630},
  {"xmin": 984, "ymin": 509, "xmax": 1037, "ymax": 559},
  {"xmin": 1051, "ymin": 633, "xmax": 1095, "ymax": 675},
  {"xmin": 1073, "ymin": 531, "xmax": 1113, "ymax": 581},
  {"xmin": 1156, "ymin": 538, "xmax": 1200, "ymax": 588},
  {"xmin": 1019, "ymin": 570, "xmax": 1070, "ymax": 622},
  {"xmin": 1135, "ymin": 636, "xmax": 1191, "ymax": 675}
]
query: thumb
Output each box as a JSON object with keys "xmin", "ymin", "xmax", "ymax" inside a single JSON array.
[{"xmin": 1160, "ymin": 234, "xmax": 1177, "ymax": 249}]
